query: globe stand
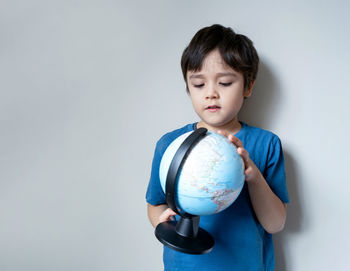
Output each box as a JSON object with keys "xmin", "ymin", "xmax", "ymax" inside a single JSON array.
[
  {"xmin": 155, "ymin": 216, "xmax": 214, "ymax": 255},
  {"xmin": 155, "ymin": 128, "xmax": 215, "ymax": 255}
]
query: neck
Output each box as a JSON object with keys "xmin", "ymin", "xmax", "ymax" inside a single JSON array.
[{"xmin": 197, "ymin": 118, "xmax": 242, "ymax": 135}]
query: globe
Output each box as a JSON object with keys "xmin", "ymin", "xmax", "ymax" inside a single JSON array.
[{"xmin": 159, "ymin": 130, "xmax": 245, "ymax": 216}]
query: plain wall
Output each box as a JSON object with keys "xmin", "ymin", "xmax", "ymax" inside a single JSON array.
[{"xmin": 1, "ymin": 0, "xmax": 349, "ymax": 270}]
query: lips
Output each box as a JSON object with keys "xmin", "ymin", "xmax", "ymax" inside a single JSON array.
[{"xmin": 206, "ymin": 105, "xmax": 221, "ymax": 112}]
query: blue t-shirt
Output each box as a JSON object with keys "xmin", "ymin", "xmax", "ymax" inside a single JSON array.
[{"xmin": 146, "ymin": 122, "xmax": 289, "ymax": 271}]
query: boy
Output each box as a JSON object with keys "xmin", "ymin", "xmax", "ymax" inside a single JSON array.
[{"xmin": 146, "ymin": 24, "xmax": 289, "ymax": 271}]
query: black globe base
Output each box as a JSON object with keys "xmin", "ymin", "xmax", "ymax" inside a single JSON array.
[{"xmin": 155, "ymin": 216, "xmax": 214, "ymax": 255}]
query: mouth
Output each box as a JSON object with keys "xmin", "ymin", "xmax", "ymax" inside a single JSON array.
[{"xmin": 206, "ymin": 105, "xmax": 221, "ymax": 112}]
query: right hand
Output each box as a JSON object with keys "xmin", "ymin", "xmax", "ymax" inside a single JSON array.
[{"xmin": 159, "ymin": 208, "xmax": 177, "ymax": 224}]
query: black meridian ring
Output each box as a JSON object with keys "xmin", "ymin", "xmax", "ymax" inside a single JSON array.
[{"xmin": 165, "ymin": 127, "xmax": 208, "ymax": 217}]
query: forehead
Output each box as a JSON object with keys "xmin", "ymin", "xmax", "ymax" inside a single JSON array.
[
  {"xmin": 202, "ymin": 50, "xmax": 228, "ymax": 68},
  {"xmin": 187, "ymin": 49, "xmax": 239, "ymax": 78}
]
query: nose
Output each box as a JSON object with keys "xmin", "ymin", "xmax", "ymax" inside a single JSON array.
[{"xmin": 205, "ymin": 84, "xmax": 219, "ymax": 99}]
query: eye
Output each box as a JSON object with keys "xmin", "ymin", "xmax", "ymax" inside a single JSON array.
[
  {"xmin": 220, "ymin": 82, "xmax": 232, "ymax": 87},
  {"xmin": 193, "ymin": 83, "xmax": 204, "ymax": 88}
]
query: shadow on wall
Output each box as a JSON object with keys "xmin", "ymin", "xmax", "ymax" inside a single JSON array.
[
  {"xmin": 274, "ymin": 151, "xmax": 303, "ymax": 271},
  {"xmin": 239, "ymin": 60, "xmax": 281, "ymax": 128},
  {"xmin": 240, "ymin": 61, "xmax": 303, "ymax": 271}
]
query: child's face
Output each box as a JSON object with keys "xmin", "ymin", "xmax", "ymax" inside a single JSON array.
[{"xmin": 187, "ymin": 49, "xmax": 252, "ymax": 131}]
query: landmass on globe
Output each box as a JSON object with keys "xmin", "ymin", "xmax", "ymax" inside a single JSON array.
[{"xmin": 159, "ymin": 131, "xmax": 245, "ymax": 216}]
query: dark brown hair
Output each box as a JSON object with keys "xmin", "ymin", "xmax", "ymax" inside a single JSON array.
[{"xmin": 181, "ymin": 24, "xmax": 259, "ymax": 92}]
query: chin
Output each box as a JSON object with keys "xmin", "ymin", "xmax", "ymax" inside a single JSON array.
[
  {"xmin": 201, "ymin": 122, "xmax": 226, "ymax": 130},
  {"xmin": 208, "ymin": 118, "xmax": 233, "ymax": 126}
]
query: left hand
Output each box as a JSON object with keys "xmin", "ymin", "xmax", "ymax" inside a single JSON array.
[{"xmin": 217, "ymin": 130, "xmax": 261, "ymax": 183}]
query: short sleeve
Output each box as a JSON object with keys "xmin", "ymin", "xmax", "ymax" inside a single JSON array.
[
  {"xmin": 264, "ymin": 136, "xmax": 290, "ymax": 203},
  {"xmin": 145, "ymin": 123, "xmax": 196, "ymax": 205},
  {"xmin": 145, "ymin": 140, "xmax": 167, "ymax": 205}
]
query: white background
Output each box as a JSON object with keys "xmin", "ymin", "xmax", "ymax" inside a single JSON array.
[{"xmin": 1, "ymin": 1, "xmax": 349, "ymax": 270}]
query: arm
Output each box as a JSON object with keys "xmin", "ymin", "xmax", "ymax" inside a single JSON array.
[
  {"xmin": 147, "ymin": 203, "xmax": 177, "ymax": 228},
  {"xmin": 246, "ymin": 169, "xmax": 287, "ymax": 234},
  {"xmin": 221, "ymin": 132, "xmax": 287, "ymax": 234}
]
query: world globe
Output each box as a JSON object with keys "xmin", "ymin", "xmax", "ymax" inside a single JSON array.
[{"xmin": 159, "ymin": 130, "xmax": 245, "ymax": 216}]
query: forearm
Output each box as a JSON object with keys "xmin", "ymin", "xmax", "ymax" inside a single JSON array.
[
  {"xmin": 220, "ymin": 132, "xmax": 287, "ymax": 234},
  {"xmin": 147, "ymin": 203, "xmax": 168, "ymax": 228},
  {"xmin": 247, "ymin": 171, "xmax": 287, "ymax": 234}
]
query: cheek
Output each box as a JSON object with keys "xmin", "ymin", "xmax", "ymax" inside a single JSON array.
[
  {"xmin": 189, "ymin": 94, "xmax": 200, "ymax": 110},
  {"xmin": 192, "ymin": 99, "xmax": 202, "ymax": 113},
  {"xmin": 224, "ymin": 93, "xmax": 244, "ymax": 110}
]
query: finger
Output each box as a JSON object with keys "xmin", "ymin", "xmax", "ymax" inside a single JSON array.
[
  {"xmin": 217, "ymin": 130, "xmax": 228, "ymax": 137},
  {"xmin": 159, "ymin": 208, "xmax": 177, "ymax": 223},
  {"xmin": 237, "ymin": 147, "xmax": 249, "ymax": 161},
  {"xmin": 244, "ymin": 166, "xmax": 254, "ymax": 177},
  {"xmin": 228, "ymin": 135, "xmax": 244, "ymax": 148},
  {"xmin": 237, "ymin": 147, "xmax": 250, "ymax": 167},
  {"xmin": 164, "ymin": 208, "xmax": 177, "ymax": 218}
]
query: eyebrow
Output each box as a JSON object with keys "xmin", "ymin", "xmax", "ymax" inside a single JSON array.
[
  {"xmin": 189, "ymin": 72, "xmax": 238, "ymax": 79},
  {"xmin": 217, "ymin": 72, "xmax": 238, "ymax": 78}
]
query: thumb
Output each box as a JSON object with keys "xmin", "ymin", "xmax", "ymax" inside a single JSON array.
[{"xmin": 159, "ymin": 208, "xmax": 177, "ymax": 223}]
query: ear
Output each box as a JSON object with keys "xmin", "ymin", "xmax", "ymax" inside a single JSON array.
[{"xmin": 244, "ymin": 81, "xmax": 255, "ymax": 98}]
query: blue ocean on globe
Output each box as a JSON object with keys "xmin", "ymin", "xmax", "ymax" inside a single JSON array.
[{"xmin": 159, "ymin": 131, "xmax": 245, "ymax": 216}]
